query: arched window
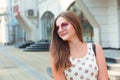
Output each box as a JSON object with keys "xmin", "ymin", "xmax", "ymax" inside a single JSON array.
[{"xmin": 41, "ymin": 11, "xmax": 54, "ymax": 41}]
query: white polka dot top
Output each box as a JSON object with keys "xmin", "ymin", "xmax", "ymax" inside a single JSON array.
[{"xmin": 64, "ymin": 43, "xmax": 99, "ymax": 80}]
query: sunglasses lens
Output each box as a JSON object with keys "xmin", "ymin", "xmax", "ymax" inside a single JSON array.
[{"xmin": 56, "ymin": 23, "xmax": 68, "ymax": 32}]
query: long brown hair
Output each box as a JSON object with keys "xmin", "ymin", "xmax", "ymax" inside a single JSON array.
[{"xmin": 50, "ymin": 11, "xmax": 84, "ymax": 72}]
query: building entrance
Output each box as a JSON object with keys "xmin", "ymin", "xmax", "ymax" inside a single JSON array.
[{"xmin": 68, "ymin": 2, "xmax": 94, "ymax": 42}]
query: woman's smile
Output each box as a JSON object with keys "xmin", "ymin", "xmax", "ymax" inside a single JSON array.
[{"xmin": 59, "ymin": 31, "xmax": 68, "ymax": 37}]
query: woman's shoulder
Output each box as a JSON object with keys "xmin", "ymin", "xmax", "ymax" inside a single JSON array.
[
  {"xmin": 87, "ymin": 43, "xmax": 103, "ymax": 53},
  {"xmin": 93, "ymin": 43, "xmax": 104, "ymax": 58},
  {"xmin": 94, "ymin": 43, "xmax": 102, "ymax": 50}
]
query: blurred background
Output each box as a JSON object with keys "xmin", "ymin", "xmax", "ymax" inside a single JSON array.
[
  {"xmin": 0, "ymin": 0, "xmax": 120, "ymax": 49},
  {"xmin": 0, "ymin": 0, "xmax": 120, "ymax": 80}
]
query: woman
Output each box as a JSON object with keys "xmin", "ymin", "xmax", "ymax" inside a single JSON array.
[{"xmin": 50, "ymin": 11, "xmax": 108, "ymax": 80}]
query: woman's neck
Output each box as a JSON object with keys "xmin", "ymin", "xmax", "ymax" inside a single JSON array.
[
  {"xmin": 68, "ymin": 37, "xmax": 84, "ymax": 50},
  {"xmin": 68, "ymin": 38, "xmax": 86, "ymax": 57}
]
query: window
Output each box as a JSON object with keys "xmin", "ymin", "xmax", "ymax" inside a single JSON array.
[{"xmin": 68, "ymin": 2, "xmax": 94, "ymax": 42}]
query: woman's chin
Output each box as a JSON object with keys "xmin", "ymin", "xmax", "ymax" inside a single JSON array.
[{"xmin": 61, "ymin": 37, "xmax": 69, "ymax": 41}]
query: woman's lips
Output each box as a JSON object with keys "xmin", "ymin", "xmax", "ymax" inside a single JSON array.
[{"xmin": 59, "ymin": 32, "xmax": 67, "ymax": 37}]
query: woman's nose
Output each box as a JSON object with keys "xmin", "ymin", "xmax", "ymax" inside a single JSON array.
[{"xmin": 57, "ymin": 27, "xmax": 63, "ymax": 33}]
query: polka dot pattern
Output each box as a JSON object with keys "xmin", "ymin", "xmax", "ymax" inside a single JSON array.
[{"xmin": 64, "ymin": 43, "xmax": 98, "ymax": 80}]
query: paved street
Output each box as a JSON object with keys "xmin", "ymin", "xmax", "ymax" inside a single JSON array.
[
  {"xmin": 0, "ymin": 45, "xmax": 53, "ymax": 80},
  {"xmin": 0, "ymin": 44, "xmax": 120, "ymax": 80}
]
